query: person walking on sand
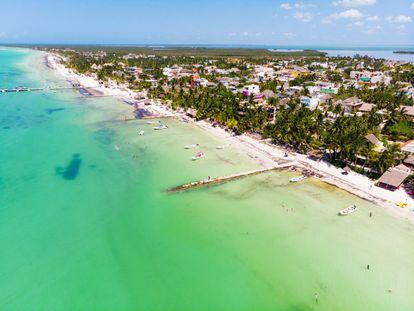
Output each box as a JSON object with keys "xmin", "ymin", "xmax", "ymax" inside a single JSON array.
[
  {"xmin": 315, "ymin": 293, "xmax": 319, "ymax": 303},
  {"xmin": 367, "ymin": 264, "xmax": 370, "ymax": 270}
]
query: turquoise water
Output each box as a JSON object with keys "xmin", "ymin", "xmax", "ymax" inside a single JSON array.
[{"xmin": 1, "ymin": 48, "xmax": 414, "ymax": 310}]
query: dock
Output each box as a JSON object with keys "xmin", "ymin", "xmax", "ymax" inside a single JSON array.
[
  {"xmin": 167, "ymin": 162, "xmax": 299, "ymax": 193},
  {"xmin": 0, "ymin": 85, "xmax": 102, "ymax": 94}
]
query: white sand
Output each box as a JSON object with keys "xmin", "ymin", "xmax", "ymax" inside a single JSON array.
[{"xmin": 46, "ymin": 52, "xmax": 414, "ymax": 222}]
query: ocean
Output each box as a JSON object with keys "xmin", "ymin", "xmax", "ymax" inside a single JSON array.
[{"xmin": 1, "ymin": 47, "xmax": 414, "ymax": 310}]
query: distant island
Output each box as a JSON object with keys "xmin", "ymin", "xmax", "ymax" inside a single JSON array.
[{"xmin": 394, "ymin": 51, "xmax": 414, "ymax": 54}]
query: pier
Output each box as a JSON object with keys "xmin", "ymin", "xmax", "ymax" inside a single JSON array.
[
  {"xmin": 167, "ymin": 162, "xmax": 299, "ymax": 193},
  {"xmin": 0, "ymin": 85, "xmax": 99, "ymax": 94}
]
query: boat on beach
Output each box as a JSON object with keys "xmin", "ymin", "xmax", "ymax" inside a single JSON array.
[
  {"xmin": 138, "ymin": 130, "xmax": 145, "ymax": 136},
  {"xmin": 192, "ymin": 151, "xmax": 205, "ymax": 161},
  {"xmin": 289, "ymin": 175, "xmax": 307, "ymax": 183},
  {"xmin": 184, "ymin": 144, "xmax": 198, "ymax": 149},
  {"xmin": 153, "ymin": 123, "xmax": 168, "ymax": 130},
  {"xmin": 338, "ymin": 205, "xmax": 358, "ymax": 216},
  {"xmin": 216, "ymin": 146, "xmax": 226, "ymax": 150}
]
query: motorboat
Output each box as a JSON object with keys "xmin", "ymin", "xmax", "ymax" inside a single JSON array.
[
  {"xmin": 338, "ymin": 205, "xmax": 358, "ymax": 216},
  {"xmin": 192, "ymin": 151, "xmax": 205, "ymax": 161},
  {"xmin": 154, "ymin": 124, "xmax": 168, "ymax": 130},
  {"xmin": 289, "ymin": 175, "xmax": 307, "ymax": 183},
  {"xmin": 184, "ymin": 144, "xmax": 198, "ymax": 149}
]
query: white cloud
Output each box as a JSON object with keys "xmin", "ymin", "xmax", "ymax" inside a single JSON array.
[
  {"xmin": 283, "ymin": 32, "xmax": 297, "ymax": 38},
  {"xmin": 280, "ymin": 2, "xmax": 316, "ymax": 10},
  {"xmin": 411, "ymin": 2, "xmax": 414, "ymax": 9},
  {"xmin": 333, "ymin": 0, "xmax": 376, "ymax": 7},
  {"xmin": 361, "ymin": 25, "xmax": 383, "ymax": 34},
  {"xmin": 294, "ymin": 11, "xmax": 313, "ymax": 22},
  {"xmin": 386, "ymin": 15, "xmax": 412, "ymax": 23},
  {"xmin": 351, "ymin": 21, "xmax": 364, "ymax": 26},
  {"xmin": 366, "ymin": 15, "xmax": 379, "ymax": 22},
  {"xmin": 280, "ymin": 3, "xmax": 293, "ymax": 10},
  {"xmin": 0, "ymin": 32, "xmax": 6, "ymax": 38},
  {"xmin": 323, "ymin": 9, "xmax": 364, "ymax": 23}
]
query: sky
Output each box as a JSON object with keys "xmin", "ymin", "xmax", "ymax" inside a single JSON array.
[{"xmin": 0, "ymin": 0, "xmax": 413, "ymax": 46}]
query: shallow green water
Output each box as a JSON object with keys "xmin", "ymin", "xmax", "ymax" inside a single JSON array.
[{"xmin": 1, "ymin": 48, "xmax": 414, "ymax": 311}]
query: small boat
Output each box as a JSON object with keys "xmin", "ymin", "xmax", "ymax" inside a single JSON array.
[
  {"xmin": 146, "ymin": 121, "xmax": 157, "ymax": 125},
  {"xmin": 192, "ymin": 151, "xmax": 205, "ymax": 161},
  {"xmin": 216, "ymin": 146, "xmax": 226, "ymax": 150},
  {"xmin": 184, "ymin": 144, "xmax": 198, "ymax": 149},
  {"xmin": 338, "ymin": 205, "xmax": 358, "ymax": 216},
  {"xmin": 138, "ymin": 130, "xmax": 145, "ymax": 136},
  {"xmin": 396, "ymin": 202, "xmax": 408, "ymax": 208},
  {"xmin": 289, "ymin": 175, "xmax": 307, "ymax": 183},
  {"xmin": 114, "ymin": 145, "xmax": 120, "ymax": 151},
  {"xmin": 154, "ymin": 124, "xmax": 168, "ymax": 130}
]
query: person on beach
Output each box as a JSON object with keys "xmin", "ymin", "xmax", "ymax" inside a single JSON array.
[
  {"xmin": 367, "ymin": 264, "xmax": 370, "ymax": 270},
  {"xmin": 314, "ymin": 293, "xmax": 319, "ymax": 303}
]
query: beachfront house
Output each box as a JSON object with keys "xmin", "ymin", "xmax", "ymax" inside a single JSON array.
[{"xmin": 377, "ymin": 164, "xmax": 412, "ymax": 191}]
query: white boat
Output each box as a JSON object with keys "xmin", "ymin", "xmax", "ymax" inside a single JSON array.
[
  {"xmin": 114, "ymin": 145, "xmax": 120, "ymax": 151},
  {"xmin": 289, "ymin": 175, "xmax": 307, "ymax": 183},
  {"xmin": 184, "ymin": 144, "xmax": 198, "ymax": 149},
  {"xmin": 138, "ymin": 130, "xmax": 145, "ymax": 136},
  {"xmin": 338, "ymin": 205, "xmax": 358, "ymax": 216},
  {"xmin": 192, "ymin": 151, "xmax": 205, "ymax": 161},
  {"xmin": 153, "ymin": 124, "xmax": 168, "ymax": 130},
  {"xmin": 216, "ymin": 146, "xmax": 226, "ymax": 150}
]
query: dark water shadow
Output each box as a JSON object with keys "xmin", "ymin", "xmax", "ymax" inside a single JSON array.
[
  {"xmin": 94, "ymin": 128, "xmax": 116, "ymax": 145},
  {"xmin": 45, "ymin": 108, "xmax": 65, "ymax": 115},
  {"xmin": 56, "ymin": 153, "xmax": 82, "ymax": 180}
]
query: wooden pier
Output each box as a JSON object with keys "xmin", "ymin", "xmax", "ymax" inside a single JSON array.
[
  {"xmin": 0, "ymin": 85, "xmax": 96, "ymax": 94},
  {"xmin": 167, "ymin": 162, "xmax": 298, "ymax": 193}
]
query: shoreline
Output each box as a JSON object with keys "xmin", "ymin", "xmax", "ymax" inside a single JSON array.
[{"xmin": 45, "ymin": 52, "xmax": 414, "ymax": 223}]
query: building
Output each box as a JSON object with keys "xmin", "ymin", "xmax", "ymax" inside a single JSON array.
[
  {"xmin": 403, "ymin": 155, "xmax": 414, "ymax": 169},
  {"xmin": 300, "ymin": 96, "xmax": 320, "ymax": 109},
  {"xmin": 358, "ymin": 103, "xmax": 375, "ymax": 113},
  {"xmin": 242, "ymin": 85, "xmax": 260, "ymax": 96},
  {"xmin": 334, "ymin": 97, "xmax": 364, "ymax": 113},
  {"xmin": 400, "ymin": 106, "xmax": 414, "ymax": 121},
  {"xmin": 377, "ymin": 164, "xmax": 412, "ymax": 191},
  {"xmin": 365, "ymin": 134, "xmax": 384, "ymax": 152}
]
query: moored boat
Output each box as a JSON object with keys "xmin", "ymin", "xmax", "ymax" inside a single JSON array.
[
  {"xmin": 338, "ymin": 205, "xmax": 358, "ymax": 216},
  {"xmin": 154, "ymin": 123, "xmax": 168, "ymax": 130},
  {"xmin": 184, "ymin": 144, "xmax": 198, "ymax": 149},
  {"xmin": 289, "ymin": 175, "xmax": 307, "ymax": 183},
  {"xmin": 216, "ymin": 146, "xmax": 226, "ymax": 150},
  {"xmin": 192, "ymin": 151, "xmax": 205, "ymax": 161},
  {"xmin": 138, "ymin": 130, "xmax": 145, "ymax": 136}
]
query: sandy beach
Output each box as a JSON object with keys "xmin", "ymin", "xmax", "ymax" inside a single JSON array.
[{"xmin": 46, "ymin": 52, "xmax": 414, "ymax": 223}]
